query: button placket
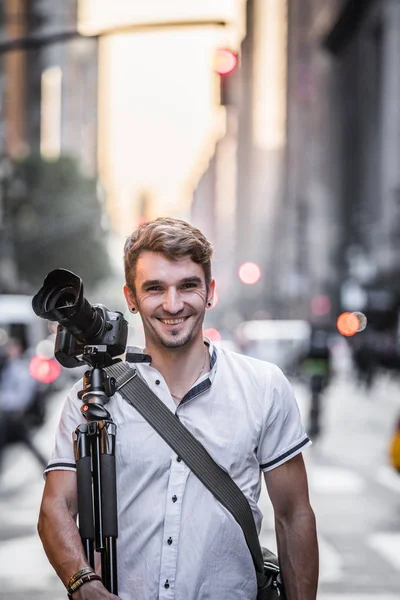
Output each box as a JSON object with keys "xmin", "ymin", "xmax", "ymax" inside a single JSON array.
[{"xmin": 158, "ymin": 452, "xmax": 187, "ymax": 598}]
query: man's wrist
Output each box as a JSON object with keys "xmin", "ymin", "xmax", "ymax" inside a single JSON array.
[
  {"xmin": 66, "ymin": 568, "xmax": 102, "ymax": 598},
  {"xmin": 70, "ymin": 578, "xmax": 105, "ymax": 599},
  {"xmin": 67, "ymin": 566, "xmax": 95, "ymax": 588}
]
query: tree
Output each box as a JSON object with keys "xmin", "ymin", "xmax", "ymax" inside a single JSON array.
[{"xmin": 9, "ymin": 153, "xmax": 111, "ymax": 291}]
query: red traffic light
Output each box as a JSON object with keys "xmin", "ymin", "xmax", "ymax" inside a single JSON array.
[{"xmin": 214, "ymin": 49, "xmax": 238, "ymax": 76}]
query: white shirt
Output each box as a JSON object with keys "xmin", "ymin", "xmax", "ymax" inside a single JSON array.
[{"xmin": 45, "ymin": 343, "xmax": 311, "ymax": 600}]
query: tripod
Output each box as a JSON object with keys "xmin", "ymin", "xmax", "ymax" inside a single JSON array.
[{"xmin": 73, "ymin": 345, "xmax": 119, "ymax": 595}]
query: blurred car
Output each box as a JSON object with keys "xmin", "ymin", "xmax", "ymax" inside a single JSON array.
[
  {"xmin": 234, "ymin": 319, "xmax": 312, "ymax": 375},
  {"xmin": 0, "ymin": 294, "xmax": 63, "ymax": 406}
]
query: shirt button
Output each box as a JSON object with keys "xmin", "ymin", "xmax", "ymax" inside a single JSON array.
[
  {"xmin": 172, "ymin": 495, "xmax": 177, "ymax": 503},
  {"xmin": 177, "ymin": 456, "xmax": 182, "ymax": 462},
  {"xmin": 167, "ymin": 537, "xmax": 173, "ymax": 545},
  {"xmin": 164, "ymin": 580, "xmax": 170, "ymax": 589},
  {"xmin": 155, "ymin": 379, "xmax": 160, "ymax": 385}
]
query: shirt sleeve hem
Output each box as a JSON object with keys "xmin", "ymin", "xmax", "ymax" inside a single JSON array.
[
  {"xmin": 260, "ymin": 435, "xmax": 312, "ymax": 472},
  {"xmin": 43, "ymin": 461, "xmax": 76, "ymax": 478}
]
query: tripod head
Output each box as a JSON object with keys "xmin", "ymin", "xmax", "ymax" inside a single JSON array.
[
  {"xmin": 77, "ymin": 345, "xmax": 152, "ymax": 421},
  {"xmin": 77, "ymin": 345, "xmax": 119, "ymax": 421}
]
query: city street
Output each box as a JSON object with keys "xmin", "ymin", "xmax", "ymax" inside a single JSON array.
[{"xmin": 1, "ymin": 371, "xmax": 400, "ymax": 599}]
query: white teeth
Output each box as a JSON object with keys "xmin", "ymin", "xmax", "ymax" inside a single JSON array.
[{"xmin": 161, "ymin": 318, "xmax": 185, "ymax": 325}]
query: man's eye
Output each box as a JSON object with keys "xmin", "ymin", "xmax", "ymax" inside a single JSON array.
[
  {"xmin": 182, "ymin": 283, "xmax": 196, "ymax": 289},
  {"xmin": 147, "ymin": 286, "xmax": 162, "ymax": 291}
]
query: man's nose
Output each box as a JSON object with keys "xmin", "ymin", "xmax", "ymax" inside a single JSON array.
[{"xmin": 162, "ymin": 288, "xmax": 184, "ymax": 314}]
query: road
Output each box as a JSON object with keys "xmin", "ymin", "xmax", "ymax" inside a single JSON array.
[{"xmin": 0, "ymin": 371, "xmax": 400, "ymax": 599}]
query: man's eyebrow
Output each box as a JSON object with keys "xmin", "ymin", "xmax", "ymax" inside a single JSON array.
[
  {"xmin": 141, "ymin": 279, "xmax": 162, "ymax": 289},
  {"xmin": 180, "ymin": 276, "xmax": 202, "ymax": 285},
  {"xmin": 141, "ymin": 276, "xmax": 202, "ymax": 289}
]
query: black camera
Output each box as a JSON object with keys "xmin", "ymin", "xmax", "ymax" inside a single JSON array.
[{"xmin": 32, "ymin": 269, "xmax": 128, "ymax": 368}]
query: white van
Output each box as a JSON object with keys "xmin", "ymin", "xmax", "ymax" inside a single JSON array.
[
  {"xmin": 0, "ymin": 294, "xmax": 49, "ymax": 353},
  {"xmin": 235, "ymin": 319, "xmax": 311, "ymax": 375}
]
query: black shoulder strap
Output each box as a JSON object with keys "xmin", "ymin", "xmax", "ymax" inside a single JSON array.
[{"xmin": 105, "ymin": 361, "xmax": 265, "ymax": 575}]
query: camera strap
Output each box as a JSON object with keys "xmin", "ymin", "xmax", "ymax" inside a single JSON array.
[{"xmin": 105, "ymin": 361, "xmax": 269, "ymax": 585}]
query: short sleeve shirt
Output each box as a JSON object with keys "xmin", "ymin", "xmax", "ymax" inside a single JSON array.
[{"xmin": 45, "ymin": 343, "xmax": 310, "ymax": 600}]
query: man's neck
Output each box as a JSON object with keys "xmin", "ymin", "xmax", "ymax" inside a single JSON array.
[{"xmin": 145, "ymin": 338, "xmax": 209, "ymax": 402}]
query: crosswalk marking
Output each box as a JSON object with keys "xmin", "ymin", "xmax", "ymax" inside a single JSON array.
[
  {"xmin": 368, "ymin": 532, "xmax": 400, "ymax": 571},
  {"xmin": 308, "ymin": 465, "xmax": 366, "ymax": 495},
  {"xmin": 0, "ymin": 535, "xmax": 62, "ymax": 591},
  {"xmin": 259, "ymin": 531, "xmax": 344, "ymax": 583},
  {"xmin": 375, "ymin": 466, "xmax": 400, "ymax": 494},
  {"xmin": 318, "ymin": 596, "xmax": 399, "ymax": 600}
]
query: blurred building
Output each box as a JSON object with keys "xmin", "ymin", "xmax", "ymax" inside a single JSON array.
[
  {"xmin": 319, "ymin": 0, "xmax": 400, "ymax": 332},
  {"xmin": 195, "ymin": 0, "xmax": 400, "ymax": 334},
  {"xmin": 0, "ymin": 0, "xmax": 98, "ymax": 171},
  {"xmin": 193, "ymin": 0, "xmax": 289, "ymax": 325},
  {"xmin": 0, "ymin": 0, "xmax": 98, "ymax": 291}
]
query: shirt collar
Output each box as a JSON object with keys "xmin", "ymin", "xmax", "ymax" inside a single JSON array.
[{"xmin": 126, "ymin": 339, "xmax": 219, "ymax": 393}]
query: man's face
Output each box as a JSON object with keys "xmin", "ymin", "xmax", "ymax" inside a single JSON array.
[{"xmin": 124, "ymin": 251, "xmax": 214, "ymax": 349}]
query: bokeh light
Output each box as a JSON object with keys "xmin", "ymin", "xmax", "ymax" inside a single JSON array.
[
  {"xmin": 238, "ymin": 262, "xmax": 261, "ymax": 285},
  {"xmin": 214, "ymin": 49, "xmax": 238, "ymax": 75},
  {"xmin": 352, "ymin": 311, "xmax": 367, "ymax": 332},
  {"xmin": 311, "ymin": 294, "xmax": 331, "ymax": 316},
  {"xmin": 337, "ymin": 312, "xmax": 360, "ymax": 337},
  {"xmin": 204, "ymin": 327, "xmax": 222, "ymax": 342},
  {"xmin": 30, "ymin": 355, "xmax": 61, "ymax": 384}
]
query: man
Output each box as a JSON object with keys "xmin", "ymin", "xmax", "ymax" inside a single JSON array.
[{"xmin": 38, "ymin": 217, "xmax": 318, "ymax": 600}]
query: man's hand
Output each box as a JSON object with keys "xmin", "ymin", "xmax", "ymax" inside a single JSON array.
[{"xmin": 73, "ymin": 579, "xmax": 120, "ymax": 599}]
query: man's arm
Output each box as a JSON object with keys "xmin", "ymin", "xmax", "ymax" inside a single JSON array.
[
  {"xmin": 264, "ymin": 453, "xmax": 318, "ymax": 600},
  {"xmin": 38, "ymin": 470, "xmax": 118, "ymax": 599}
]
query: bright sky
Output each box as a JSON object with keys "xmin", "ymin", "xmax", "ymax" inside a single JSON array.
[{"xmin": 79, "ymin": 0, "xmax": 245, "ymax": 234}]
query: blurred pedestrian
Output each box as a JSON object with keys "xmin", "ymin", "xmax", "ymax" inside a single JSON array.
[
  {"xmin": 38, "ymin": 217, "xmax": 318, "ymax": 600},
  {"xmin": 0, "ymin": 337, "xmax": 47, "ymax": 471},
  {"xmin": 300, "ymin": 326, "xmax": 332, "ymax": 439},
  {"xmin": 352, "ymin": 332, "xmax": 377, "ymax": 390}
]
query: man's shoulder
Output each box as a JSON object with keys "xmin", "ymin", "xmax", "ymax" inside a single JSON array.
[{"xmin": 217, "ymin": 347, "xmax": 283, "ymax": 379}]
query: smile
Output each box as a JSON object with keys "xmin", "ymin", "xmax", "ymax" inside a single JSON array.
[{"xmin": 158, "ymin": 318, "xmax": 188, "ymax": 325}]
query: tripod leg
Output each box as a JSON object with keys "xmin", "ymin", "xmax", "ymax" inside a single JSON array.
[
  {"xmin": 74, "ymin": 424, "xmax": 95, "ymax": 568},
  {"xmin": 100, "ymin": 421, "xmax": 118, "ymax": 595}
]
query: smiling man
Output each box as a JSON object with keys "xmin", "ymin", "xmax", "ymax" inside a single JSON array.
[{"xmin": 38, "ymin": 217, "xmax": 318, "ymax": 600}]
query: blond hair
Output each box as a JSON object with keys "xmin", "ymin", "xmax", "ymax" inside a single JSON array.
[{"xmin": 124, "ymin": 217, "xmax": 213, "ymax": 292}]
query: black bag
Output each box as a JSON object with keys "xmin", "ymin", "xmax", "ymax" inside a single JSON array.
[
  {"xmin": 106, "ymin": 362, "xmax": 286, "ymax": 599},
  {"xmin": 258, "ymin": 547, "xmax": 285, "ymax": 599}
]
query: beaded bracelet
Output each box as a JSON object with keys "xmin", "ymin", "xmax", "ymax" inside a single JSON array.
[
  {"xmin": 67, "ymin": 571, "xmax": 102, "ymax": 598},
  {"xmin": 67, "ymin": 566, "xmax": 95, "ymax": 588}
]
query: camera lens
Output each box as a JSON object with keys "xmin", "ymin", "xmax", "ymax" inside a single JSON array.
[
  {"xmin": 32, "ymin": 269, "xmax": 103, "ymax": 341},
  {"xmin": 44, "ymin": 286, "xmax": 78, "ymax": 312}
]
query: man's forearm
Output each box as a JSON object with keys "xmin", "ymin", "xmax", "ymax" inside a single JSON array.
[
  {"xmin": 275, "ymin": 508, "xmax": 319, "ymax": 600},
  {"xmin": 38, "ymin": 497, "xmax": 90, "ymax": 587}
]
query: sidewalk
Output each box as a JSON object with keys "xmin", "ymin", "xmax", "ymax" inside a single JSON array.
[{"xmin": 0, "ymin": 386, "xmax": 68, "ymax": 599}]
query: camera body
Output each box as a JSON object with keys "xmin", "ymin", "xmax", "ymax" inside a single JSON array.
[
  {"xmin": 54, "ymin": 305, "xmax": 127, "ymax": 368},
  {"xmin": 32, "ymin": 269, "xmax": 128, "ymax": 368}
]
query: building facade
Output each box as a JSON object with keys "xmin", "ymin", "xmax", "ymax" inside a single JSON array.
[
  {"xmin": 195, "ymin": 0, "xmax": 400, "ymax": 334},
  {"xmin": 0, "ymin": 0, "xmax": 98, "ymax": 291}
]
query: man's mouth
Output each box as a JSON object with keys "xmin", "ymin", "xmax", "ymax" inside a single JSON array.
[{"xmin": 158, "ymin": 317, "xmax": 188, "ymax": 325}]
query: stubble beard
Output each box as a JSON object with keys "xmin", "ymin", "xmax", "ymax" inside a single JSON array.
[{"xmin": 148, "ymin": 311, "xmax": 205, "ymax": 349}]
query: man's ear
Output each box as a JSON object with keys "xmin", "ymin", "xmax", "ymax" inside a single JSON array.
[
  {"xmin": 123, "ymin": 284, "xmax": 136, "ymax": 311},
  {"xmin": 206, "ymin": 279, "xmax": 216, "ymax": 308}
]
